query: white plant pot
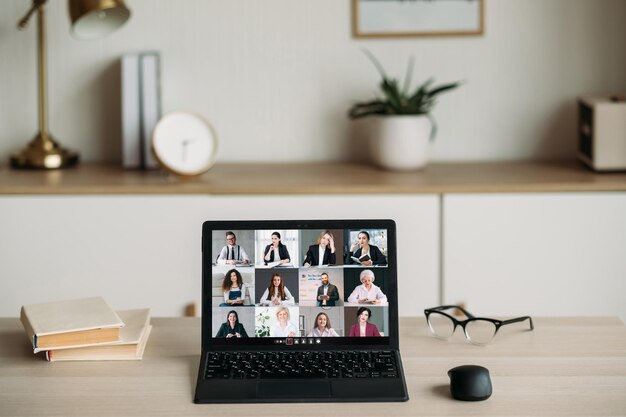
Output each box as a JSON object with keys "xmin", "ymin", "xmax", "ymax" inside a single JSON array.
[{"xmin": 368, "ymin": 115, "xmax": 432, "ymax": 171}]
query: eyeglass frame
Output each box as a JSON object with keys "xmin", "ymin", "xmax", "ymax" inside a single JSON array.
[{"xmin": 424, "ymin": 305, "xmax": 534, "ymax": 345}]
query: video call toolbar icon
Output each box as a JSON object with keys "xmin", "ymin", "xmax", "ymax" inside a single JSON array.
[{"xmin": 273, "ymin": 338, "xmax": 325, "ymax": 346}]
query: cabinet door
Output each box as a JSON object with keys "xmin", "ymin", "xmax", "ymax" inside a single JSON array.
[
  {"xmin": 0, "ymin": 196, "xmax": 211, "ymax": 317},
  {"xmin": 0, "ymin": 195, "xmax": 438, "ymax": 317},
  {"xmin": 443, "ymin": 193, "xmax": 626, "ymax": 320}
]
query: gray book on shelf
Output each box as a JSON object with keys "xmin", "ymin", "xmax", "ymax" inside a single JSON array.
[
  {"xmin": 139, "ymin": 52, "xmax": 162, "ymax": 170},
  {"xmin": 121, "ymin": 54, "xmax": 141, "ymax": 169}
]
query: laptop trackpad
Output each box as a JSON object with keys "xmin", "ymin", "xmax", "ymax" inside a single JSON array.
[{"xmin": 257, "ymin": 380, "xmax": 331, "ymax": 398}]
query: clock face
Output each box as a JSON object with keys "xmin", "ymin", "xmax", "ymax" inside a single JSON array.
[{"xmin": 152, "ymin": 112, "xmax": 218, "ymax": 176}]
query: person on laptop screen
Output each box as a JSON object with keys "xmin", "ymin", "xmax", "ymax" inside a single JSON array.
[
  {"xmin": 220, "ymin": 269, "xmax": 249, "ymax": 307},
  {"xmin": 270, "ymin": 307, "xmax": 298, "ymax": 337},
  {"xmin": 263, "ymin": 231, "xmax": 291, "ymax": 266},
  {"xmin": 303, "ymin": 230, "xmax": 336, "ymax": 266},
  {"xmin": 259, "ymin": 273, "xmax": 295, "ymax": 306},
  {"xmin": 217, "ymin": 231, "xmax": 250, "ymax": 265},
  {"xmin": 316, "ymin": 272, "xmax": 339, "ymax": 306},
  {"xmin": 307, "ymin": 312, "xmax": 339, "ymax": 337},
  {"xmin": 215, "ymin": 310, "xmax": 249, "ymax": 338},
  {"xmin": 348, "ymin": 307, "xmax": 381, "ymax": 337},
  {"xmin": 347, "ymin": 269, "xmax": 388, "ymax": 305},
  {"xmin": 348, "ymin": 231, "xmax": 387, "ymax": 266}
]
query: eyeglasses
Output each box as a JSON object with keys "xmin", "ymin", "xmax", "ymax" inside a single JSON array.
[{"xmin": 424, "ymin": 305, "xmax": 534, "ymax": 345}]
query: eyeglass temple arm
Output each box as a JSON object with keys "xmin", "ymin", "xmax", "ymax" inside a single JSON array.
[
  {"xmin": 502, "ymin": 316, "xmax": 534, "ymax": 330},
  {"xmin": 427, "ymin": 305, "xmax": 475, "ymax": 319}
]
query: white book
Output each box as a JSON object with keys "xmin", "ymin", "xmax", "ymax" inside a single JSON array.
[
  {"xmin": 121, "ymin": 54, "xmax": 141, "ymax": 169},
  {"xmin": 46, "ymin": 309, "xmax": 152, "ymax": 362},
  {"xmin": 140, "ymin": 52, "xmax": 162, "ymax": 170},
  {"xmin": 20, "ymin": 297, "xmax": 125, "ymax": 353}
]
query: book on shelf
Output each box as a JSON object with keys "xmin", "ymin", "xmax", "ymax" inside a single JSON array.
[
  {"xmin": 139, "ymin": 52, "xmax": 161, "ymax": 170},
  {"xmin": 46, "ymin": 309, "xmax": 152, "ymax": 362},
  {"xmin": 120, "ymin": 51, "xmax": 162, "ymax": 170},
  {"xmin": 350, "ymin": 254, "xmax": 371, "ymax": 264},
  {"xmin": 121, "ymin": 54, "xmax": 141, "ymax": 169},
  {"xmin": 20, "ymin": 297, "xmax": 124, "ymax": 354}
]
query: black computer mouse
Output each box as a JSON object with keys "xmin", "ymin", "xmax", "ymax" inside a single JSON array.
[{"xmin": 448, "ymin": 365, "xmax": 492, "ymax": 401}]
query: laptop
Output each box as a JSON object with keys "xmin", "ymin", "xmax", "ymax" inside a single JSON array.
[{"xmin": 194, "ymin": 220, "xmax": 408, "ymax": 403}]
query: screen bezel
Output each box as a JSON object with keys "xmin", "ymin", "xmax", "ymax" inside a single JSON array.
[{"xmin": 201, "ymin": 219, "xmax": 398, "ymax": 352}]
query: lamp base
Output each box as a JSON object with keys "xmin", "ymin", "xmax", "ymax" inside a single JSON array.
[{"xmin": 10, "ymin": 132, "xmax": 79, "ymax": 169}]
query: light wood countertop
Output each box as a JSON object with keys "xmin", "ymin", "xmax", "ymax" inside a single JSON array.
[
  {"xmin": 0, "ymin": 316, "xmax": 625, "ymax": 416},
  {"xmin": 0, "ymin": 160, "xmax": 625, "ymax": 195}
]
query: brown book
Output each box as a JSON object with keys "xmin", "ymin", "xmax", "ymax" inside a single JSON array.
[
  {"xmin": 20, "ymin": 297, "xmax": 124, "ymax": 353},
  {"xmin": 46, "ymin": 309, "xmax": 151, "ymax": 362}
]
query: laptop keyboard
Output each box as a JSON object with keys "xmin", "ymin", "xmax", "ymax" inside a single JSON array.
[{"xmin": 204, "ymin": 351, "xmax": 399, "ymax": 379}]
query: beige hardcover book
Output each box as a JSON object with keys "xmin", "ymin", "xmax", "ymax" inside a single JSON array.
[
  {"xmin": 46, "ymin": 309, "xmax": 151, "ymax": 362},
  {"xmin": 20, "ymin": 297, "xmax": 124, "ymax": 353}
]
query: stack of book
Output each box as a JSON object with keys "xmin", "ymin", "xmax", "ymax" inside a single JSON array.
[{"xmin": 20, "ymin": 297, "xmax": 151, "ymax": 362}]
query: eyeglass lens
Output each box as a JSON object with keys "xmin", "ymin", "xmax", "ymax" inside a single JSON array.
[
  {"xmin": 428, "ymin": 313, "xmax": 498, "ymax": 345},
  {"xmin": 464, "ymin": 319, "xmax": 497, "ymax": 345},
  {"xmin": 427, "ymin": 312, "xmax": 455, "ymax": 338}
]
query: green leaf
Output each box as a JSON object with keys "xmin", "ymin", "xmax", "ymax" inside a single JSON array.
[
  {"xmin": 362, "ymin": 48, "xmax": 388, "ymax": 80},
  {"xmin": 411, "ymin": 78, "xmax": 434, "ymax": 100},
  {"xmin": 348, "ymin": 100, "xmax": 387, "ymax": 119},
  {"xmin": 380, "ymin": 79, "xmax": 405, "ymax": 112},
  {"xmin": 427, "ymin": 82, "xmax": 461, "ymax": 98},
  {"xmin": 348, "ymin": 50, "xmax": 461, "ymax": 120}
]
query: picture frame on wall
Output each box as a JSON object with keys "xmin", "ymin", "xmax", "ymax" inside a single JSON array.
[{"xmin": 352, "ymin": 0, "xmax": 484, "ymax": 38}]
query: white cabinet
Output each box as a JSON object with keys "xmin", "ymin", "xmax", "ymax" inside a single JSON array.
[
  {"xmin": 443, "ymin": 193, "xmax": 626, "ymax": 321},
  {"xmin": 0, "ymin": 196, "xmax": 210, "ymax": 318},
  {"xmin": 0, "ymin": 195, "xmax": 439, "ymax": 317},
  {"xmin": 5, "ymin": 191, "xmax": 623, "ymax": 320}
]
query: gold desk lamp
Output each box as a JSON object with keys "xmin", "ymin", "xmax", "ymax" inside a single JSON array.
[{"xmin": 11, "ymin": 0, "xmax": 131, "ymax": 169}]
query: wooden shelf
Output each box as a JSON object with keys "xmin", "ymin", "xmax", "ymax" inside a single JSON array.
[{"xmin": 1, "ymin": 161, "xmax": 625, "ymax": 195}]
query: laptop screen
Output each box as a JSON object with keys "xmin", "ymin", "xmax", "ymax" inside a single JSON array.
[{"xmin": 201, "ymin": 220, "xmax": 397, "ymax": 349}]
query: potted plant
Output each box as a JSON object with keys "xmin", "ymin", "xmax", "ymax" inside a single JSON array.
[{"xmin": 349, "ymin": 50, "xmax": 460, "ymax": 170}]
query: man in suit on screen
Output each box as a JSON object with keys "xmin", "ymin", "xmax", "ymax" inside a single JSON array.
[{"xmin": 316, "ymin": 272, "xmax": 339, "ymax": 307}]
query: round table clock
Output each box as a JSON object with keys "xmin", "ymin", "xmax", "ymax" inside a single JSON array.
[{"xmin": 151, "ymin": 111, "xmax": 218, "ymax": 176}]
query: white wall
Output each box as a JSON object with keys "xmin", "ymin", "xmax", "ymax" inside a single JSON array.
[{"xmin": 1, "ymin": 0, "xmax": 626, "ymax": 164}]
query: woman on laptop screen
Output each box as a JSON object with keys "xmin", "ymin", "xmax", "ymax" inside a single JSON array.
[
  {"xmin": 347, "ymin": 269, "xmax": 388, "ymax": 305},
  {"xmin": 307, "ymin": 312, "xmax": 339, "ymax": 337},
  {"xmin": 348, "ymin": 307, "xmax": 381, "ymax": 337},
  {"xmin": 263, "ymin": 232, "xmax": 291, "ymax": 266},
  {"xmin": 270, "ymin": 307, "xmax": 298, "ymax": 337},
  {"xmin": 259, "ymin": 273, "xmax": 295, "ymax": 306},
  {"xmin": 215, "ymin": 310, "xmax": 249, "ymax": 338},
  {"xmin": 348, "ymin": 231, "xmax": 387, "ymax": 266},
  {"xmin": 303, "ymin": 230, "xmax": 336, "ymax": 266},
  {"xmin": 220, "ymin": 269, "xmax": 249, "ymax": 306}
]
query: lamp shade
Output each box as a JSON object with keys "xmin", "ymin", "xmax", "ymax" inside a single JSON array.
[{"xmin": 69, "ymin": 0, "xmax": 130, "ymax": 40}]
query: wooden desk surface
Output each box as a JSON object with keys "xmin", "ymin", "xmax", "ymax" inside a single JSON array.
[
  {"xmin": 1, "ymin": 161, "xmax": 626, "ymax": 195},
  {"xmin": 1, "ymin": 317, "xmax": 625, "ymax": 416}
]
